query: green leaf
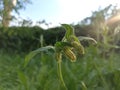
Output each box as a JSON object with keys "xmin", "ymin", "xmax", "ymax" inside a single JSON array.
[
  {"xmin": 61, "ymin": 24, "xmax": 75, "ymax": 39},
  {"xmin": 78, "ymin": 36, "xmax": 97, "ymax": 45},
  {"xmin": 24, "ymin": 46, "xmax": 55, "ymax": 67}
]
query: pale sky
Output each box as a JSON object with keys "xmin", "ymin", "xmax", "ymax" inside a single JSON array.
[{"xmin": 13, "ymin": 0, "xmax": 120, "ymax": 28}]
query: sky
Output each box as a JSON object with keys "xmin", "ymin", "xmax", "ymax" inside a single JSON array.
[{"xmin": 13, "ymin": 0, "xmax": 120, "ymax": 28}]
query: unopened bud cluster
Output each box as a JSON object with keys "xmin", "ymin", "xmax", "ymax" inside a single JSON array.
[{"xmin": 55, "ymin": 24, "xmax": 85, "ymax": 62}]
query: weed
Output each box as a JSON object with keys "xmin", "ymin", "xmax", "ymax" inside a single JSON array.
[{"xmin": 24, "ymin": 24, "xmax": 96, "ymax": 90}]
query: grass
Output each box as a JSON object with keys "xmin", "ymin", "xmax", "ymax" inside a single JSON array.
[{"xmin": 0, "ymin": 45, "xmax": 120, "ymax": 90}]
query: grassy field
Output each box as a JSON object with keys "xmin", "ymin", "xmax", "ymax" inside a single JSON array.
[{"xmin": 0, "ymin": 45, "xmax": 120, "ymax": 90}]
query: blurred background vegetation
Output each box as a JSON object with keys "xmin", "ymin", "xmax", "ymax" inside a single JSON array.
[{"xmin": 0, "ymin": 0, "xmax": 120, "ymax": 90}]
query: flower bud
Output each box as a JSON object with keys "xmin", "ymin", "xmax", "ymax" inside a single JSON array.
[
  {"xmin": 63, "ymin": 47, "xmax": 76, "ymax": 62},
  {"xmin": 71, "ymin": 41, "xmax": 85, "ymax": 55}
]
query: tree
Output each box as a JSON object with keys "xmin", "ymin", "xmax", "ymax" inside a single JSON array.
[{"xmin": 0, "ymin": 0, "xmax": 31, "ymax": 27}]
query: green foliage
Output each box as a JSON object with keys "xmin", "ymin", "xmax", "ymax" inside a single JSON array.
[
  {"xmin": 43, "ymin": 27, "xmax": 65, "ymax": 45},
  {"xmin": 18, "ymin": 71, "xmax": 29, "ymax": 90},
  {"xmin": 0, "ymin": 26, "xmax": 42, "ymax": 52},
  {"xmin": 0, "ymin": 26, "xmax": 64, "ymax": 53},
  {"xmin": 0, "ymin": 45, "xmax": 120, "ymax": 90}
]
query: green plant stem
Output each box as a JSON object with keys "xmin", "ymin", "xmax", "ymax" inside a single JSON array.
[{"xmin": 57, "ymin": 62, "xmax": 67, "ymax": 90}]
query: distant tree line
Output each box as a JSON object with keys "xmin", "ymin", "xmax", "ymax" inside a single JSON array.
[
  {"xmin": 0, "ymin": 4, "xmax": 120, "ymax": 53},
  {"xmin": 0, "ymin": 26, "xmax": 65, "ymax": 53}
]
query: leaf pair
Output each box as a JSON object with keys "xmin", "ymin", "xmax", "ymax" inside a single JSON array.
[{"xmin": 55, "ymin": 24, "xmax": 85, "ymax": 62}]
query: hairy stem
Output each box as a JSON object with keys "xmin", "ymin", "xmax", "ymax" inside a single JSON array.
[{"xmin": 57, "ymin": 62, "xmax": 67, "ymax": 90}]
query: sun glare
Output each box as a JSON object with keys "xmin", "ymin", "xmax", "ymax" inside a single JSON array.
[
  {"xmin": 106, "ymin": 14, "xmax": 120, "ymax": 25},
  {"xmin": 57, "ymin": 0, "xmax": 120, "ymax": 24}
]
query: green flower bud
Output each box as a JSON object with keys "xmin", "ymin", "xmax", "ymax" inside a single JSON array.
[
  {"xmin": 71, "ymin": 41, "xmax": 85, "ymax": 55},
  {"xmin": 63, "ymin": 46, "xmax": 76, "ymax": 62}
]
